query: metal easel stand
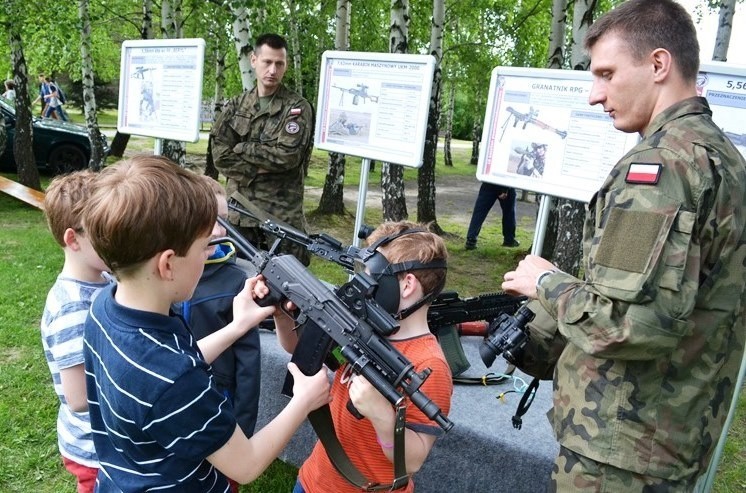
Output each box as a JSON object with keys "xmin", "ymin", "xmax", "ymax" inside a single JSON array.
[
  {"xmin": 352, "ymin": 158, "xmax": 372, "ymax": 249},
  {"xmin": 531, "ymin": 194, "xmax": 553, "ymax": 256}
]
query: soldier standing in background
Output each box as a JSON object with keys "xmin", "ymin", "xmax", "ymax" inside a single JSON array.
[
  {"xmin": 211, "ymin": 33, "xmax": 314, "ymax": 265},
  {"xmin": 501, "ymin": 0, "xmax": 746, "ymax": 490}
]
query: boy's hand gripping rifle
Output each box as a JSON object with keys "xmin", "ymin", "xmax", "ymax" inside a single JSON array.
[{"xmin": 216, "ymin": 216, "xmax": 453, "ymax": 433}]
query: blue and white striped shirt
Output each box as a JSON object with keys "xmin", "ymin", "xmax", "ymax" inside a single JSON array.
[
  {"xmin": 41, "ymin": 275, "xmax": 108, "ymax": 468},
  {"xmin": 84, "ymin": 284, "xmax": 234, "ymax": 492}
]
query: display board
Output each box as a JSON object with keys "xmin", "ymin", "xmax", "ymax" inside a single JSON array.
[
  {"xmin": 698, "ymin": 61, "xmax": 746, "ymax": 158},
  {"xmin": 477, "ymin": 63, "xmax": 746, "ymax": 203},
  {"xmin": 117, "ymin": 38, "xmax": 206, "ymax": 142},
  {"xmin": 476, "ymin": 66, "xmax": 639, "ymax": 203},
  {"xmin": 314, "ymin": 51, "xmax": 435, "ymax": 168}
]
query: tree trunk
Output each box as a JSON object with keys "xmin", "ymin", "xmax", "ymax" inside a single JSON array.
[
  {"xmin": 382, "ymin": 0, "xmax": 410, "ymax": 221},
  {"xmin": 547, "ymin": 0, "xmax": 568, "ymax": 69},
  {"xmin": 470, "ymin": 120, "xmax": 481, "ymax": 165},
  {"xmin": 0, "ymin": 113, "xmax": 5, "ymax": 159},
  {"xmin": 317, "ymin": 0, "xmax": 350, "ymax": 215},
  {"xmin": 318, "ymin": 153, "xmax": 347, "ymax": 214},
  {"xmin": 712, "ymin": 0, "xmax": 736, "ymax": 61},
  {"xmin": 141, "ymin": 0, "xmax": 154, "ymax": 39},
  {"xmin": 570, "ymin": 0, "xmax": 596, "ymax": 70},
  {"xmin": 109, "ymin": 0, "xmax": 157, "ymax": 158},
  {"xmin": 288, "ymin": 0, "xmax": 303, "ymax": 96},
  {"xmin": 540, "ymin": 0, "xmax": 596, "ymax": 275},
  {"xmin": 9, "ymin": 30, "xmax": 40, "ymax": 190},
  {"xmin": 231, "ymin": 2, "xmax": 256, "ymax": 92},
  {"xmin": 205, "ymin": 21, "xmax": 227, "ymax": 180},
  {"xmin": 160, "ymin": 0, "xmax": 187, "ymax": 166},
  {"xmin": 417, "ymin": 0, "xmax": 445, "ymax": 233},
  {"xmin": 443, "ymin": 82, "xmax": 454, "ymax": 167},
  {"xmin": 79, "ymin": 0, "xmax": 106, "ymax": 171}
]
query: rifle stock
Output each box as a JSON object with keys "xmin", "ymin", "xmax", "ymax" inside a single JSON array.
[{"xmin": 215, "ymin": 217, "xmax": 453, "ymax": 432}]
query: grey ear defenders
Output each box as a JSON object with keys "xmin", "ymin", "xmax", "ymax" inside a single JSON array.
[{"xmin": 358, "ymin": 228, "xmax": 447, "ymax": 319}]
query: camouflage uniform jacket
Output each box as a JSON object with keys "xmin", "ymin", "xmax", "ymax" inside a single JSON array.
[
  {"xmin": 536, "ymin": 97, "xmax": 746, "ymax": 480},
  {"xmin": 211, "ymin": 84, "xmax": 314, "ymax": 231}
]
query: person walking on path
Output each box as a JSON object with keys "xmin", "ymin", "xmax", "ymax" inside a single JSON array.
[{"xmin": 465, "ymin": 182, "xmax": 519, "ymax": 250}]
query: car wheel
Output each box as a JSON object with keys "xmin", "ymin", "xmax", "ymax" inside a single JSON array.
[{"xmin": 48, "ymin": 144, "xmax": 88, "ymax": 174}]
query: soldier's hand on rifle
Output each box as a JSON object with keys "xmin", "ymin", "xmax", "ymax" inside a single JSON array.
[
  {"xmin": 287, "ymin": 362, "xmax": 332, "ymax": 412},
  {"xmin": 502, "ymin": 254, "xmax": 558, "ymax": 299},
  {"xmin": 232, "ymin": 276, "xmax": 277, "ymax": 333},
  {"xmin": 348, "ymin": 374, "xmax": 392, "ymax": 420}
]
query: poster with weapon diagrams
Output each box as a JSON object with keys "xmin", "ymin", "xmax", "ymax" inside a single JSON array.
[{"xmin": 477, "ymin": 66, "xmax": 638, "ymax": 203}]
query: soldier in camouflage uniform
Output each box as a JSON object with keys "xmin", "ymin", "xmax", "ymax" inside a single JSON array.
[
  {"xmin": 501, "ymin": 0, "xmax": 746, "ymax": 491},
  {"xmin": 211, "ymin": 33, "xmax": 314, "ymax": 265}
]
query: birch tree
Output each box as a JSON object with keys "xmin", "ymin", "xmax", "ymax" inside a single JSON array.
[
  {"xmin": 317, "ymin": 0, "xmax": 351, "ymax": 215},
  {"xmin": 417, "ymin": 0, "xmax": 445, "ymax": 231},
  {"xmin": 443, "ymin": 82, "xmax": 455, "ymax": 167},
  {"xmin": 230, "ymin": 2, "xmax": 256, "ymax": 92},
  {"xmin": 6, "ymin": 27, "xmax": 40, "ymax": 189},
  {"xmin": 712, "ymin": 0, "xmax": 737, "ymax": 61},
  {"xmin": 205, "ymin": 8, "xmax": 228, "ymax": 180},
  {"xmin": 79, "ymin": 0, "xmax": 106, "ymax": 170},
  {"xmin": 160, "ymin": 0, "xmax": 187, "ymax": 166},
  {"xmin": 540, "ymin": 0, "xmax": 597, "ymax": 276},
  {"xmin": 288, "ymin": 0, "xmax": 303, "ymax": 95},
  {"xmin": 110, "ymin": 0, "xmax": 155, "ymax": 158},
  {"xmin": 381, "ymin": 0, "xmax": 410, "ymax": 222},
  {"xmin": 547, "ymin": 0, "xmax": 569, "ymax": 69}
]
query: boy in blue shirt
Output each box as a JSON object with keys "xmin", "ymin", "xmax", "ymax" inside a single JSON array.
[{"xmin": 83, "ymin": 155, "xmax": 330, "ymax": 491}]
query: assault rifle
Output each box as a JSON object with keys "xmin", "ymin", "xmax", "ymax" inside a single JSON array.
[
  {"xmin": 215, "ymin": 216, "xmax": 454, "ymax": 432},
  {"xmin": 428, "ymin": 291, "xmax": 526, "ymax": 375},
  {"xmin": 428, "ymin": 290, "xmax": 526, "ymax": 331},
  {"xmin": 227, "ymin": 194, "xmax": 361, "ymax": 273}
]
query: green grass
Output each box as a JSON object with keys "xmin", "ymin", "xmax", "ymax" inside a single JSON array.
[{"xmin": 1, "ymin": 157, "xmax": 745, "ymax": 491}]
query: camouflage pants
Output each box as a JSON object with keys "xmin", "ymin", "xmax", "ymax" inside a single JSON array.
[
  {"xmin": 550, "ymin": 446, "xmax": 696, "ymax": 493},
  {"xmin": 236, "ymin": 225, "xmax": 311, "ymax": 267}
]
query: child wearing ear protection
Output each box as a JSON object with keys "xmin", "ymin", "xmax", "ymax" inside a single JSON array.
[{"xmin": 277, "ymin": 220, "xmax": 454, "ymax": 493}]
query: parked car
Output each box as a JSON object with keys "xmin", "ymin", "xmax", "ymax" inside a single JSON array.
[{"xmin": 0, "ymin": 97, "xmax": 109, "ymax": 174}]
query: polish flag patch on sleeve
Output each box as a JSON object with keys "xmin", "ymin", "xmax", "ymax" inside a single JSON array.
[
  {"xmin": 626, "ymin": 163, "xmax": 662, "ymax": 184},
  {"xmin": 290, "ymin": 108, "xmax": 302, "ymax": 116}
]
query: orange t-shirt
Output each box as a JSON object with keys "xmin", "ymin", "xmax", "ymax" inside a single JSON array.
[{"xmin": 299, "ymin": 333, "xmax": 453, "ymax": 493}]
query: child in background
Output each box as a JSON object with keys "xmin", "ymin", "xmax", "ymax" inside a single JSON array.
[
  {"xmin": 273, "ymin": 220, "xmax": 454, "ymax": 493},
  {"xmin": 82, "ymin": 155, "xmax": 330, "ymax": 491},
  {"xmin": 173, "ymin": 175, "xmax": 262, "ymax": 493},
  {"xmin": 41, "ymin": 170, "xmax": 110, "ymax": 493}
]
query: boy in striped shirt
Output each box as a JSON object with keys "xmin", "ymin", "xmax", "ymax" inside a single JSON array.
[{"xmin": 41, "ymin": 170, "xmax": 110, "ymax": 493}]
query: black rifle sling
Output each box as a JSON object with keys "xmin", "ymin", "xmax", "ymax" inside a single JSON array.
[
  {"xmin": 308, "ymin": 403, "xmax": 409, "ymax": 491},
  {"xmin": 512, "ymin": 376, "xmax": 540, "ymax": 430}
]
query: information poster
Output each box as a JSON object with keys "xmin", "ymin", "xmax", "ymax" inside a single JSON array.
[
  {"xmin": 314, "ymin": 51, "xmax": 435, "ymax": 168},
  {"xmin": 698, "ymin": 61, "xmax": 746, "ymax": 158},
  {"xmin": 117, "ymin": 39, "xmax": 205, "ymax": 142},
  {"xmin": 477, "ymin": 66, "xmax": 639, "ymax": 203}
]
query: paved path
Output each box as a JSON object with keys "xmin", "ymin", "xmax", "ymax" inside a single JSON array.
[{"xmin": 305, "ymin": 174, "xmax": 539, "ymax": 232}]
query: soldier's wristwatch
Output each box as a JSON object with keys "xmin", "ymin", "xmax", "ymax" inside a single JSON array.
[{"xmin": 536, "ymin": 270, "xmax": 556, "ymax": 290}]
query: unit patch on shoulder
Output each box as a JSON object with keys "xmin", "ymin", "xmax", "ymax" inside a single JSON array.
[
  {"xmin": 285, "ymin": 121, "xmax": 301, "ymax": 134},
  {"xmin": 625, "ymin": 163, "xmax": 662, "ymax": 184}
]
